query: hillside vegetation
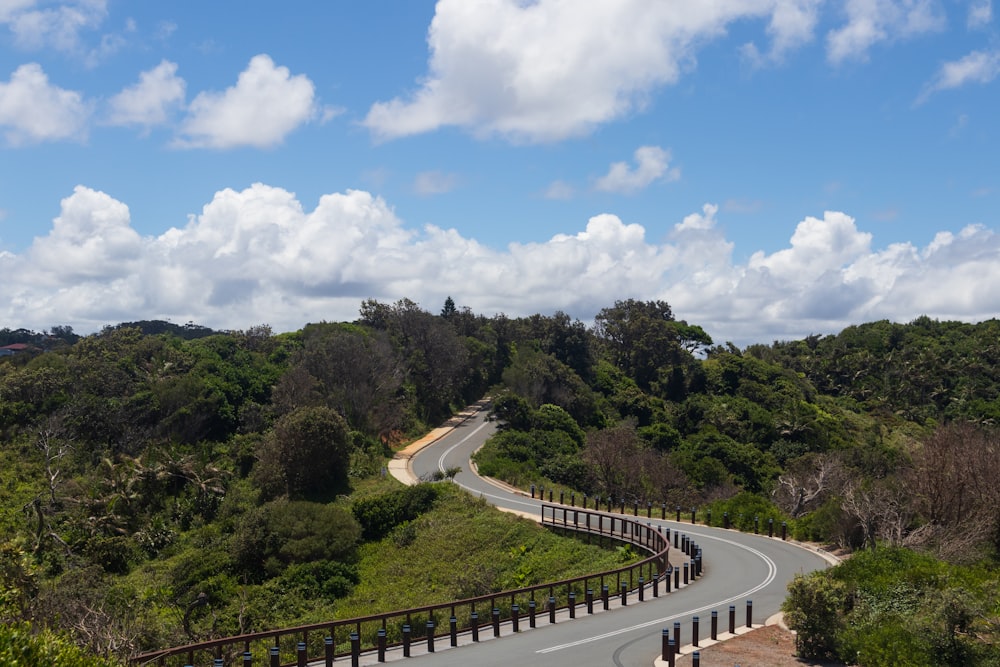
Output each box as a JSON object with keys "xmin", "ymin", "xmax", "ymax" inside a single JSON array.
[{"xmin": 2, "ymin": 300, "xmax": 1000, "ymax": 666}]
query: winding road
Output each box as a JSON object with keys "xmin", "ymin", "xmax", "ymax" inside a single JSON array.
[{"xmin": 393, "ymin": 403, "xmax": 835, "ymax": 666}]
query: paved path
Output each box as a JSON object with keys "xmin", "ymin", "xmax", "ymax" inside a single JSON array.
[{"xmin": 381, "ymin": 401, "xmax": 835, "ymax": 667}]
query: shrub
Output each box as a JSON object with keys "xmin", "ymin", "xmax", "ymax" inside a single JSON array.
[{"xmin": 352, "ymin": 485, "xmax": 439, "ymax": 540}]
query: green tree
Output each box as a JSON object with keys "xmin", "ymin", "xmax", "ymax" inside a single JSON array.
[
  {"xmin": 253, "ymin": 406, "xmax": 352, "ymax": 500},
  {"xmin": 782, "ymin": 571, "xmax": 847, "ymax": 661}
]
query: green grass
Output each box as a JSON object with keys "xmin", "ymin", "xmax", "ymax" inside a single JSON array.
[{"xmin": 333, "ymin": 483, "xmax": 635, "ymax": 618}]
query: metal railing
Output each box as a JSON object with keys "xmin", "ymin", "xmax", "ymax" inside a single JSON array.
[{"xmin": 130, "ymin": 504, "xmax": 676, "ymax": 666}]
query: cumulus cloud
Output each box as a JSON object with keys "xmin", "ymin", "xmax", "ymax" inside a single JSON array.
[
  {"xmin": 917, "ymin": 49, "xmax": 1000, "ymax": 103},
  {"xmin": 106, "ymin": 60, "xmax": 185, "ymax": 129},
  {"xmin": 827, "ymin": 0, "xmax": 946, "ymax": 64},
  {"xmin": 413, "ymin": 171, "xmax": 459, "ymax": 196},
  {"xmin": 595, "ymin": 146, "xmax": 679, "ymax": 194},
  {"xmin": 5, "ymin": 184, "xmax": 1000, "ymax": 346},
  {"xmin": 0, "ymin": 63, "xmax": 89, "ymax": 144},
  {"xmin": 742, "ymin": 0, "xmax": 823, "ymax": 66},
  {"xmin": 364, "ymin": 0, "xmax": 828, "ymax": 143},
  {"xmin": 968, "ymin": 0, "xmax": 993, "ymax": 28},
  {"xmin": 175, "ymin": 54, "xmax": 318, "ymax": 149},
  {"xmin": 3, "ymin": 0, "xmax": 107, "ymax": 52}
]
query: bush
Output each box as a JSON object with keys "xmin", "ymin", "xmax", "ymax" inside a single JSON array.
[
  {"xmin": 352, "ymin": 484, "xmax": 439, "ymax": 540},
  {"xmin": 782, "ymin": 571, "xmax": 846, "ymax": 660},
  {"xmin": 0, "ymin": 622, "xmax": 120, "ymax": 667}
]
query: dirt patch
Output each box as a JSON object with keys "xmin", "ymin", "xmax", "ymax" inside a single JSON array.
[{"xmin": 676, "ymin": 625, "xmax": 847, "ymax": 666}]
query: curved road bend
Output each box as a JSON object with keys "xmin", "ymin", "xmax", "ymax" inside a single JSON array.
[{"xmin": 395, "ymin": 403, "xmax": 835, "ymax": 667}]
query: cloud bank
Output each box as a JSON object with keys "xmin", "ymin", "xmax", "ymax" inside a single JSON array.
[{"xmin": 3, "ymin": 184, "xmax": 998, "ymax": 346}]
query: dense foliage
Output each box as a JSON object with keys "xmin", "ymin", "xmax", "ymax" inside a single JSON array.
[{"xmin": 3, "ymin": 303, "xmax": 1000, "ymax": 662}]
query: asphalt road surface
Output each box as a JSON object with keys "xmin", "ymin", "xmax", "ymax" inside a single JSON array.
[{"xmin": 400, "ymin": 404, "xmax": 834, "ymax": 667}]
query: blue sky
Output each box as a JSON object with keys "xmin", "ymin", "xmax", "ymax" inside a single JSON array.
[{"xmin": 0, "ymin": 0, "xmax": 998, "ymax": 345}]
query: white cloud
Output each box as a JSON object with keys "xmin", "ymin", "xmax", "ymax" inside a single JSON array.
[
  {"xmin": 743, "ymin": 0, "xmax": 823, "ymax": 66},
  {"xmin": 364, "ymin": 0, "xmax": 827, "ymax": 143},
  {"xmin": 827, "ymin": 0, "xmax": 946, "ymax": 64},
  {"xmin": 106, "ymin": 60, "xmax": 185, "ymax": 129},
  {"xmin": 917, "ymin": 49, "xmax": 1000, "ymax": 103},
  {"xmin": 413, "ymin": 171, "xmax": 459, "ymax": 196},
  {"xmin": 175, "ymin": 54, "xmax": 318, "ymax": 149},
  {"xmin": 4, "ymin": 0, "xmax": 107, "ymax": 52},
  {"xmin": 595, "ymin": 146, "xmax": 679, "ymax": 194},
  {"xmin": 0, "ymin": 63, "xmax": 89, "ymax": 144},
  {"xmin": 6, "ymin": 185, "xmax": 1000, "ymax": 346},
  {"xmin": 968, "ymin": 0, "xmax": 992, "ymax": 28},
  {"xmin": 543, "ymin": 180, "xmax": 575, "ymax": 200}
]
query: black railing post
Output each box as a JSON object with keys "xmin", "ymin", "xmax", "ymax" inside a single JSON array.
[
  {"xmin": 638, "ymin": 576, "xmax": 645, "ymax": 602},
  {"xmin": 568, "ymin": 591, "xmax": 576, "ymax": 618},
  {"xmin": 426, "ymin": 620, "xmax": 435, "ymax": 653},
  {"xmin": 661, "ymin": 502, "xmax": 666, "ymax": 519},
  {"xmin": 711, "ymin": 609, "xmax": 718, "ymax": 640},
  {"xmin": 377, "ymin": 628, "xmax": 386, "ymax": 662},
  {"xmin": 692, "ymin": 650, "xmax": 701, "ymax": 667},
  {"xmin": 692, "ymin": 615, "xmax": 699, "ymax": 647},
  {"xmin": 746, "ymin": 599, "xmax": 753, "ymax": 628},
  {"xmin": 674, "ymin": 564, "xmax": 680, "ymax": 589},
  {"xmin": 528, "ymin": 599, "xmax": 536, "ymax": 628},
  {"xmin": 297, "ymin": 641, "xmax": 307, "ymax": 667},
  {"xmin": 706, "ymin": 509, "xmax": 712, "ymax": 526},
  {"xmin": 782, "ymin": 521, "xmax": 788, "ymax": 540},
  {"xmin": 350, "ymin": 632, "xmax": 360, "ymax": 667},
  {"xmin": 244, "ymin": 650, "xmax": 253, "ymax": 667},
  {"xmin": 620, "ymin": 580, "xmax": 628, "ymax": 606},
  {"xmin": 450, "ymin": 615, "xmax": 458, "ymax": 645},
  {"xmin": 492, "ymin": 607, "xmax": 500, "ymax": 637},
  {"xmin": 723, "ymin": 511, "xmax": 729, "ymax": 529},
  {"xmin": 602, "ymin": 584, "xmax": 609, "ymax": 610},
  {"xmin": 530, "ymin": 484, "xmax": 535, "ymax": 498},
  {"xmin": 667, "ymin": 638, "xmax": 676, "ymax": 667},
  {"xmin": 769, "ymin": 517, "xmax": 774, "ymax": 538},
  {"xmin": 662, "ymin": 628, "xmax": 670, "ymax": 664},
  {"xmin": 586, "ymin": 588, "xmax": 594, "ymax": 614},
  {"xmin": 675, "ymin": 505, "xmax": 681, "ymax": 522},
  {"xmin": 691, "ymin": 507, "xmax": 696, "ymax": 524},
  {"xmin": 653, "ymin": 571, "xmax": 659, "ymax": 597},
  {"xmin": 324, "ymin": 635, "xmax": 334, "ymax": 667},
  {"xmin": 470, "ymin": 613, "xmax": 479, "ymax": 642},
  {"xmin": 754, "ymin": 515, "xmax": 760, "ymax": 534},
  {"xmin": 402, "ymin": 624, "xmax": 411, "ymax": 656},
  {"xmin": 548, "ymin": 596, "xmax": 556, "ymax": 624},
  {"xmin": 511, "ymin": 604, "xmax": 520, "ymax": 632},
  {"xmin": 269, "ymin": 646, "xmax": 280, "ymax": 667},
  {"xmin": 673, "ymin": 621, "xmax": 681, "ymax": 651},
  {"xmin": 729, "ymin": 605, "xmax": 736, "ymax": 634}
]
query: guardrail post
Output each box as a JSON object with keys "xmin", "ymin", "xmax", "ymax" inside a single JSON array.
[
  {"xmin": 492, "ymin": 607, "xmax": 500, "ymax": 637},
  {"xmin": 724, "ymin": 511, "xmax": 729, "ymax": 529},
  {"xmin": 696, "ymin": 549, "xmax": 702, "ymax": 577},
  {"xmin": 633, "ymin": 501, "xmax": 638, "ymax": 516},
  {"xmin": 620, "ymin": 580, "xmax": 628, "ymax": 606},
  {"xmin": 683, "ymin": 561, "xmax": 689, "ymax": 585},
  {"xmin": 568, "ymin": 591, "xmax": 576, "ymax": 618},
  {"xmin": 667, "ymin": 638, "xmax": 676, "ymax": 667},
  {"xmin": 647, "ymin": 501, "xmax": 652, "ymax": 518},
  {"xmin": 450, "ymin": 615, "xmax": 458, "ymax": 645},
  {"xmin": 769, "ymin": 517, "xmax": 774, "ymax": 537},
  {"xmin": 691, "ymin": 507, "xmax": 696, "ymax": 524},
  {"xmin": 692, "ymin": 650, "xmax": 701, "ymax": 667},
  {"xmin": 638, "ymin": 576, "xmax": 645, "ymax": 601},
  {"xmin": 548, "ymin": 596, "xmax": 556, "ymax": 623},
  {"xmin": 782, "ymin": 521, "xmax": 788, "ymax": 540},
  {"xmin": 602, "ymin": 584, "xmax": 609, "ymax": 610},
  {"xmin": 377, "ymin": 628, "xmax": 386, "ymax": 661},
  {"xmin": 215, "ymin": 659, "xmax": 224, "ymax": 667},
  {"xmin": 754, "ymin": 516, "xmax": 760, "ymax": 534},
  {"xmin": 729, "ymin": 605, "xmax": 736, "ymax": 634},
  {"xmin": 548, "ymin": 489, "xmax": 553, "ymax": 502},
  {"xmin": 269, "ymin": 646, "xmax": 280, "ymax": 667},
  {"xmin": 528, "ymin": 599, "xmax": 536, "ymax": 628},
  {"xmin": 711, "ymin": 610, "xmax": 718, "ymax": 640},
  {"xmin": 662, "ymin": 628, "xmax": 670, "ymax": 664},
  {"xmin": 571, "ymin": 491, "xmax": 575, "ymax": 506},
  {"xmin": 426, "ymin": 620, "xmax": 435, "ymax": 652},
  {"xmin": 297, "ymin": 641, "xmax": 307, "ymax": 667},
  {"xmin": 511, "ymin": 604, "xmax": 519, "ymax": 632},
  {"xmin": 244, "ymin": 650, "xmax": 253, "ymax": 667},
  {"xmin": 746, "ymin": 599, "xmax": 753, "ymax": 628},
  {"xmin": 621, "ymin": 499, "xmax": 625, "ymax": 514},
  {"xmin": 653, "ymin": 572, "xmax": 659, "ymax": 597},
  {"xmin": 674, "ymin": 530, "xmax": 679, "ymax": 548},
  {"xmin": 586, "ymin": 588, "xmax": 594, "ymax": 613},
  {"xmin": 692, "ymin": 615, "xmax": 699, "ymax": 647},
  {"xmin": 351, "ymin": 632, "xmax": 360, "ymax": 667},
  {"xmin": 661, "ymin": 502, "xmax": 666, "ymax": 519},
  {"xmin": 402, "ymin": 624, "xmax": 411, "ymax": 656},
  {"xmin": 560, "ymin": 490, "xmax": 564, "ymax": 505},
  {"xmin": 530, "ymin": 484, "xmax": 535, "ymax": 498},
  {"xmin": 324, "ymin": 635, "xmax": 334, "ymax": 666},
  {"xmin": 675, "ymin": 505, "xmax": 681, "ymax": 522},
  {"xmin": 674, "ymin": 565, "xmax": 680, "ymax": 589},
  {"xmin": 673, "ymin": 621, "xmax": 681, "ymax": 651},
  {"xmin": 470, "ymin": 612, "xmax": 479, "ymax": 641},
  {"xmin": 706, "ymin": 509, "xmax": 712, "ymax": 526},
  {"xmin": 583, "ymin": 493, "xmax": 588, "ymax": 509}
]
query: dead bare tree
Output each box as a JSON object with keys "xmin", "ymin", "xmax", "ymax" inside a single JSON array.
[{"xmin": 773, "ymin": 453, "xmax": 843, "ymax": 518}]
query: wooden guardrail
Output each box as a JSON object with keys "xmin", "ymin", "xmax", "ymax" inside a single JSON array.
[{"xmin": 129, "ymin": 504, "xmax": 687, "ymax": 666}]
